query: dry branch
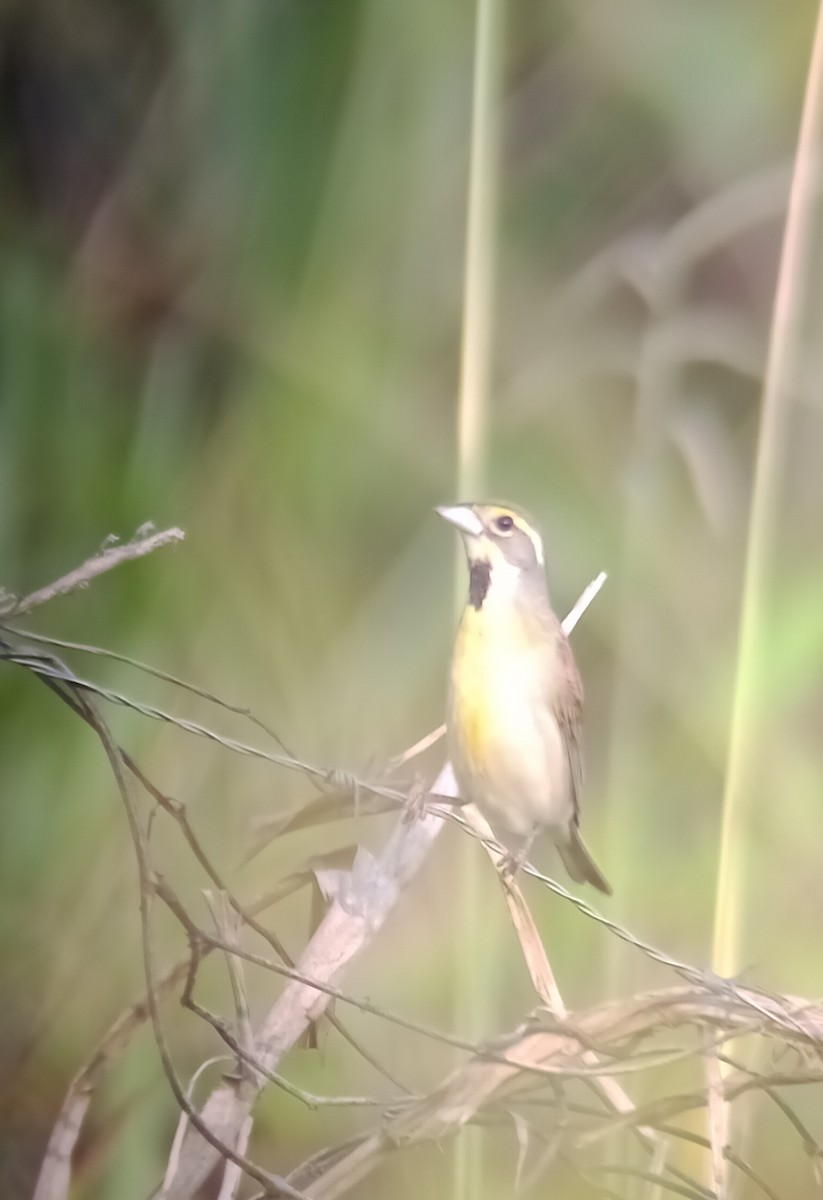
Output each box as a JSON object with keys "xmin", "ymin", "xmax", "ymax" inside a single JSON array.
[
  {"xmin": 157, "ymin": 794, "xmax": 450, "ymax": 1199},
  {"xmin": 285, "ymin": 984, "xmax": 823, "ymax": 1198},
  {"xmin": 12, "ymin": 536, "xmax": 823, "ymax": 1200},
  {"xmin": 32, "ymin": 959, "xmax": 189, "ymax": 1200},
  {"xmin": 0, "ymin": 525, "xmax": 185, "ymax": 617}
]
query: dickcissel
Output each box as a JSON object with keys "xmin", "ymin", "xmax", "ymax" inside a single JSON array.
[{"xmin": 438, "ymin": 501, "xmax": 611, "ymax": 894}]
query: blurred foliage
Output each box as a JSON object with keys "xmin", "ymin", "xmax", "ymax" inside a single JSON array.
[{"xmin": 1, "ymin": 1, "xmax": 823, "ymax": 1197}]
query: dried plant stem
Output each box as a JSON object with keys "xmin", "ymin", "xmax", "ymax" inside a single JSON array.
[
  {"xmin": 284, "ymin": 983, "xmax": 823, "ymax": 1199},
  {"xmin": 0, "ymin": 526, "xmax": 184, "ymax": 616},
  {"xmin": 18, "ymin": 555, "xmax": 816, "ymax": 1200},
  {"xmin": 158, "ymin": 770, "xmax": 454, "ymax": 1200}
]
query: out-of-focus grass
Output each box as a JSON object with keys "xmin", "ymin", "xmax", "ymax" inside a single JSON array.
[{"xmin": 1, "ymin": 1, "xmax": 823, "ymax": 1197}]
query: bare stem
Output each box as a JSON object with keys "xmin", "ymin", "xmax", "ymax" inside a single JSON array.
[{"xmin": 1, "ymin": 525, "xmax": 185, "ymax": 617}]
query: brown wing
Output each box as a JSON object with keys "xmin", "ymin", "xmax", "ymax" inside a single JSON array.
[
  {"xmin": 551, "ymin": 626, "xmax": 584, "ymax": 823},
  {"xmin": 546, "ymin": 619, "xmax": 611, "ymax": 894}
]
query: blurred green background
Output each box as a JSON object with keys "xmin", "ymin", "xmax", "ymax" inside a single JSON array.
[{"xmin": 2, "ymin": 1, "xmax": 823, "ymax": 1197}]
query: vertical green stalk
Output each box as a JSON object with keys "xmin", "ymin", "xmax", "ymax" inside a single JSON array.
[
  {"xmin": 456, "ymin": 0, "xmax": 500, "ymax": 503},
  {"xmin": 454, "ymin": 0, "xmax": 502, "ymax": 1197},
  {"xmin": 712, "ymin": 0, "xmax": 823, "ymax": 989},
  {"xmin": 711, "ymin": 1, "xmax": 823, "ymax": 1185}
]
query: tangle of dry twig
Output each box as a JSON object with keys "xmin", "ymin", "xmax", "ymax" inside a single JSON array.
[{"xmin": 6, "ymin": 532, "xmax": 822, "ymax": 1200}]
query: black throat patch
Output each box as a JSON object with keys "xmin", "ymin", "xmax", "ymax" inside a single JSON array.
[{"xmin": 469, "ymin": 559, "xmax": 492, "ymax": 610}]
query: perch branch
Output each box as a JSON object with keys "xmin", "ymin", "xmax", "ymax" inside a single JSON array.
[{"xmin": 0, "ymin": 525, "xmax": 185, "ymax": 616}]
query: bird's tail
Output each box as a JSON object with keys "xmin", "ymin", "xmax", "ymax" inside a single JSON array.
[{"xmin": 559, "ymin": 826, "xmax": 612, "ymax": 895}]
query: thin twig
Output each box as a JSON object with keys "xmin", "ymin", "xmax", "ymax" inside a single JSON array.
[
  {"xmin": 0, "ymin": 525, "xmax": 185, "ymax": 616},
  {"xmin": 156, "ymin": 766, "xmax": 455, "ymax": 1200},
  {"xmin": 81, "ymin": 694, "xmax": 312, "ymax": 1199},
  {"xmin": 2, "ymin": 624, "xmax": 298, "ymax": 757},
  {"xmin": 16, "ymin": 543, "xmax": 822, "ymax": 1200}
]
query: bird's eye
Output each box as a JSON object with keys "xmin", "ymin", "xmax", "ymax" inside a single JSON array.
[{"xmin": 495, "ymin": 515, "xmax": 514, "ymax": 533}]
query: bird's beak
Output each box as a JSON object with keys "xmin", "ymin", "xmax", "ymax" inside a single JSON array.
[{"xmin": 435, "ymin": 504, "xmax": 484, "ymax": 537}]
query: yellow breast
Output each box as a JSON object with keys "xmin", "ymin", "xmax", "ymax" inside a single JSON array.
[
  {"xmin": 451, "ymin": 621, "xmax": 491, "ymax": 772},
  {"xmin": 449, "ymin": 603, "xmax": 537, "ymax": 775}
]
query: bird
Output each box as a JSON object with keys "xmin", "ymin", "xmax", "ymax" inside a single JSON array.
[{"xmin": 437, "ymin": 501, "xmax": 611, "ymax": 894}]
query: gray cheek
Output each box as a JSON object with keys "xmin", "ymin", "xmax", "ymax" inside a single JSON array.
[
  {"xmin": 490, "ymin": 531, "xmax": 536, "ymax": 570},
  {"xmin": 516, "ymin": 565, "xmax": 552, "ymax": 609},
  {"xmin": 511, "ymin": 534, "xmax": 539, "ymax": 571}
]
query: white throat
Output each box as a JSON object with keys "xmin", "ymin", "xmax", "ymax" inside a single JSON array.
[{"xmin": 486, "ymin": 557, "xmax": 522, "ymax": 604}]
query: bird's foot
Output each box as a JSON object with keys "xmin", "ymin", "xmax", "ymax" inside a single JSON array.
[
  {"xmin": 402, "ymin": 776, "xmax": 429, "ymax": 825},
  {"xmin": 497, "ymin": 833, "xmax": 537, "ymax": 887},
  {"xmin": 497, "ymin": 847, "xmax": 527, "ymax": 887}
]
